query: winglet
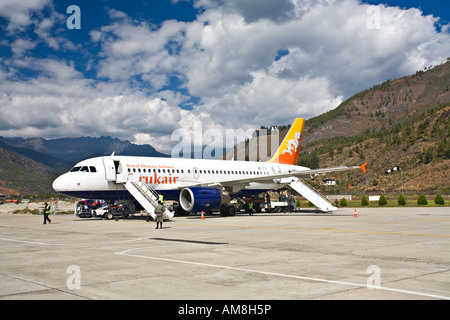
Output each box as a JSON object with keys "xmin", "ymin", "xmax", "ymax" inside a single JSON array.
[{"xmin": 360, "ymin": 162, "xmax": 367, "ymax": 174}]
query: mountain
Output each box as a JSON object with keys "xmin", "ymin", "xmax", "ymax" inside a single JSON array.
[
  {"xmin": 0, "ymin": 141, "xmax": 60, "ymax": 196},
  {"xmin": 0, "ymin": 136, "xmax": 167, "ymax": 196},
  {"xmin": 226, "ymin": 61, "xmax": 450, "ymax": 195},
  {"xmin": 300, "ymin": 105, "xmax": 449, "ymax": 195},
  {"xmin": 300, "ymin": 60, "xmax": 450, "ymax": 195},
  {"xmin": 303, "ymin": 60, "xmax": 450, "ymax": 144},
  {"xmin": 0, "ymin": 136, "xmax": 167, "ymax": 164}
]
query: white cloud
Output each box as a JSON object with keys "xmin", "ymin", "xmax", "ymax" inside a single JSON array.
[
  {"xmin": 0, "ymin": 0, "xmax": 50, "ymax": 30},
  {"xmin": 10, "ymin": 38, "xmax": 36, "ymax": 56},
  {"xmin": 0, "ymin": 58, "xmax": 190, "ymax": 154}
]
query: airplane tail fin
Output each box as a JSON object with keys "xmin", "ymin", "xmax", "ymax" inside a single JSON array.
[{"xmin": 267, "ymin": 118, "xmax": 305, "ymax": 165}]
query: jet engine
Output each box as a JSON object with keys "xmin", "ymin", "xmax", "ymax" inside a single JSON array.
[{"xmin": 179, "ymin": 187, "xmax": 223, "ymax": 213}]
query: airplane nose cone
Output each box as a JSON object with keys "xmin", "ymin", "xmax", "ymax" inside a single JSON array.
[{"xmin": 52, "ymin": 174, "xmax": 66, "ymax": 192}]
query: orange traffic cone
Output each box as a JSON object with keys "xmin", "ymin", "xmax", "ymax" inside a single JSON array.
[
  {"xmin": 201, "ymin": 211, "xmax": 205, "ymax": 220},
  {"xmin": 354, "ymin": 208, "xmax": 358, "ymax": 217}
]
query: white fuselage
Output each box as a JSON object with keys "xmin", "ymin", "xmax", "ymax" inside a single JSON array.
[{"xmin": 52, "ymin": 155, "xmax": 310, "ymax": 201}]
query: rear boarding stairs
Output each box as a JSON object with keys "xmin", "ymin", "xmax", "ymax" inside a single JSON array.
[{"xmin": 283, "ymin": 177, "xmax": 337, "ymax": 212}]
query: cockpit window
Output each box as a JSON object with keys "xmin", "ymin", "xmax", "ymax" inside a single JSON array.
[{"xmin": 70, "ymin": 166, "xmax": 97, "ymax": 173}]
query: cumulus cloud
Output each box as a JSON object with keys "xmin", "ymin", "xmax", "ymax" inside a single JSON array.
[
  {"xmin": 0, "ymin": 65, "xmax": 193, "ymax": 154},
  {"xmin": 1, "ymin": 0, "xmax": 449, "ymax": 155},
  {"xmin": 0, "ymin": 0, "xmax": 51, "ymax": 30}
]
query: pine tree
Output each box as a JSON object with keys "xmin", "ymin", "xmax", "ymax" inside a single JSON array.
[
  {"xmin": 418, "ymin": 194, "xmax": 428, "ymax": 205},
  {"xmin": 361, "ymin": 195, "xmax": 369, "ymax": 206},
  {"xmin": 397, "ymin": 194, "xmax": 406, "ymax": 206},
  {"xmin": 434, "ymin": 194, "xmax": 444, "ymax": 205}
]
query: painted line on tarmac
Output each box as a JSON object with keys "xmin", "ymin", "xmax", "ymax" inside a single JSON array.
[
  {"xmin": 175, "ymin": 223, "xmax": 450, "ymax": 238},
  {"xmin": 0, "ymin": 273, "xmax": 91, "ymax": 300},
  {"xmin": 0, "ymin": 237, "xmax": 65, "ymax": 246},
  {"xmin": 116, "ymin": 247, "xmax": 450, "ymax": 300},
  {"xmin": 0, "ymin": 237, "xmax": 143, "ymax": 246}
]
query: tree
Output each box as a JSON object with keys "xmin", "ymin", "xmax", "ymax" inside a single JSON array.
[
  {"xmin": 310, "ymin": 152, "xmax": 319, "ymax": 169},
  {"xmin": 361, "ymin": 195, "xmax": 369, "ymax": 206},
  {"xmin": 434, "ymin": 194, "xmax": 444, "ymax": 205},
  {"xmin": 418, "ymin": 194, "xmax": 428, "ymax": 205},
  {"xmin": 339, "ymin": 198, "xmax": 348, "ymax": 207},
  {"xmin": 378, "ymin": 195, "xmax": 387, "ymax": 206},
  {"xmin": 397, "ymin": 194, "xmax": 406, "ymax": 206}
]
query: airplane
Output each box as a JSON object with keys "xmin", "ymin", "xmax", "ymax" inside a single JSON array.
[{"xmin": 52, "ymin": 118, "xmax": 367, "ymax": 218}]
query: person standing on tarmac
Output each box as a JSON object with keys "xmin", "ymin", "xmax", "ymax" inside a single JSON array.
[
  {"xmin": 155, "ymin": 200, "xmax": 164, "ymax": 229},
  {"xmin": 265, "ymin": 193, "xmax": 271, "ymax": 205},
  {"xmin": 249, "ymin": 201, "xmax": 254, "ymax": 216},
  {"xmin": 43, "ymin": 202, "xmax": 51, "ymax": 224}
]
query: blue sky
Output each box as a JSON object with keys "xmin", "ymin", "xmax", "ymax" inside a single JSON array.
[
  {"xmin": 0, "ymin": 0, "xmax": 449, "ymax": 154},
  {"xmin": 364, "ymin": 1, "xmax": 450, "ymax": 25}
]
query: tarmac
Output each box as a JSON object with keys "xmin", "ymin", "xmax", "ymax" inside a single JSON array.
[{"xmin": 0, "ymin": 205, "xmax": 449, "ymax": 301}]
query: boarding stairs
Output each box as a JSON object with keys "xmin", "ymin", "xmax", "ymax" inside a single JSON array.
[
  {"xmin": 290, "ymin": 178, "xmax": 337, "ymax": 212},
  {"xmin": 124, "ymin": 180, "xmax": 174, "ymax": 220}
]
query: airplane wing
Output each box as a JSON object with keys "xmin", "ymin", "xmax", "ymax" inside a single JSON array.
[
  {"xmin": 176, "ymin": 163, "xmax": 367, "ymax": 189},
  {"xmin": 219, "ymin": 164, "xmax": 365, "ymax": 186}
]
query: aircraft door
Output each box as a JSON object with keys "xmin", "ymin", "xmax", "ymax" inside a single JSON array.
[
  {"xmin": 272, "ymin": 164, "xmax": 282, "ymax": 183},
  {"xmin": 103, "ymin": 158, "xmax": 116, "ymax": 181},
  {"xmin": 272, "ymin": 164, "xmax": 282, "ymax": 175},
  {"xmin": 193, "ymin": 167, "xmax": 199, "ymax": 179}
]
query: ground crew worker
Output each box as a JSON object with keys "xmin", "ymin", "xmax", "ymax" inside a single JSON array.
[
  {"xmin": 43, "ymin": 202, "xmax": 51, "ymax": 224},
  {"xmin": 248, "ymin": 201, "xmax": 254, "ymax": 216},
  {"xmin": 266, "ymin": 193, "xmax": 271, "ymax": 205},
  {"xmin": 158, "ymin": 194, "xmax": 164, "ymax": 203},
  {"xmin": 155, "ymin": 200, "xmax": 164, "ymax": 229}
]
